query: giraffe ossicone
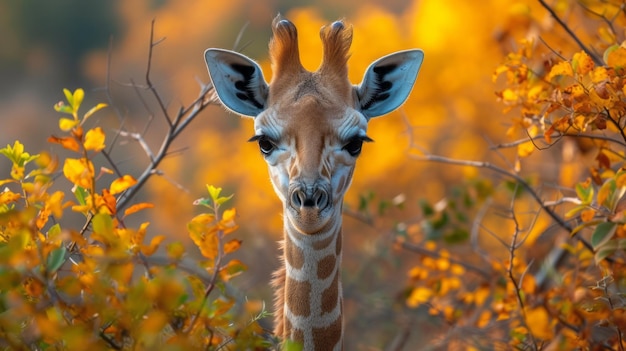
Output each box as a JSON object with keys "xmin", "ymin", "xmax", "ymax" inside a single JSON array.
[{"xmin": 204, "ymin": 15, "xmax": 423, "ymax": 351}]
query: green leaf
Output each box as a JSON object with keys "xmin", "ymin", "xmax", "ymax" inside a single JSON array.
[
  {"xmin": 575, "ymin": 181, "xmax": 594, "ymax": 205},
  {"xmin": 214, "ymin": 194, "xmax": 234, "ymax": 206},
  {"xmin": 570, "ymin": 220, "xmax": 603, "ymax": 237},
  {"xmin": 47, "ymin": 223, "xmax": 61, "ymax": 239},
  {"xmin": 591, "ymin": 221, "xmax": 617, "ymax": 249},
  {"xmin": 193, "ymin": 197, "xmax": 213, "ymax": 208},
  {"xmin": 444, "ymin": 228, "xmax": 469, "ymax": 244},
  {"xmin": 92, "ymin": 213, "xmax": 114, "ymax": 237},
  {"xmin": 594, "ymin": 239, "xmax": 617, "ymax": 263},
  {"xmin": 74, "ymin": 186, "xmax": 88, "ymax": 206},
  {"xmin": 419, "ymin": 199, "xmax": 434, "ymax": 217},
  {"xmin": 54, "ymin": 101, "xmax": 73, "ymax": 114},
  {"xmin": 46, "ymin": 246, "xmax": 67, "ymax": 273},
  {"xmin": 0, "ymin": 141, "xmax": 38, "ymax": 167},
  {"xmin": 284, "ymin": 339, "xmax": 303, "ymax": 351}
]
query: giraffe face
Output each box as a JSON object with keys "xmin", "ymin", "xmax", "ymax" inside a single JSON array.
[
  {"xmin": 204, "ymin": 17, "xmax": 423, "ymax": 234},
  {"xmin": 251, "ymin": 86, "xmax": 370, "ymax": 234}
]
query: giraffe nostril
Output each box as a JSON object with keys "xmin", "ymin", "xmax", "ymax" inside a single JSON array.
[{"xmin": 290, "ymin": 186, "xmax": 330, "ymax": 209}]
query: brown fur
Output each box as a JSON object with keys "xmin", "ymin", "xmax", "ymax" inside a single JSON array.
[{"xmin": 271, "ymin": 241, "xmax": 286, "ymax": 338}]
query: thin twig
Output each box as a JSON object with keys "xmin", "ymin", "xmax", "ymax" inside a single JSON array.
[
  {"xmin": 538, "ymin": 0, "xmax": 603, "ymax": 66},
  {"xmin": 506, "ymin": 195, "xmax": 539, "ymax": 350},
  {"xmin": 491, "ymin": 132, "xmax": 626, "ymax": 149},
  {"xmin": 145, "ymin": 19, "xmax": 172, "ymax": 127},
  {"xmin": 605, "ymin": 108, "xmax": 626, "ymax": 144}
]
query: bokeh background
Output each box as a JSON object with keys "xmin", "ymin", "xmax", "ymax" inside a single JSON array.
[{"xmin": 0, "ymin": 0, "xmax": 574, "ymax": 348}]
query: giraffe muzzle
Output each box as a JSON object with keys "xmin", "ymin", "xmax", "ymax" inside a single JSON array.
[{"xmin": 290, "ymin": 184, "xmax": 330, "ymax": 210}]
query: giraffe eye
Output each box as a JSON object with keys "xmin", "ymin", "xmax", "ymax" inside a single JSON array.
[
  {"xmin": 343, "ymin": 139, "xmax": 364, "ymax": 157},
  {"xmin": 257, "ymin": 137, "xmax": 276, "ymax": 156}
]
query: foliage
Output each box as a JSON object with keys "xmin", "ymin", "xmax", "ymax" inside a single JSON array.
[
  {"xmin": 4, "ymin": 1, "xmax": 626, "ymax": 350},
  {"xmin": 0, "ymin": 85, "xmax": 267, "ymax": 350},
  {"xmin": 397, "ymin": 1, "xmax": 626, "ymax": 349}
]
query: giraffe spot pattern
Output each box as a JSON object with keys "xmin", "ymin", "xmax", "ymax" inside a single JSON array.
[
  {"xmin": 286, "ymin": 277, "xmax": 311, "ymax": 317},
  {"xmin": 317, "ymin": 255, "xmax": 336, "ymax": 280},
  {"xmin": 286, "ymin": 233, "xmax": 305, "ymax": 269},
  {"xmin": 321, "ymin": 271, "xmax": 339, "ymax": 314},
  {"xmin": 312, "ymin": 314, "xmax": 342, "ymax": 350}
]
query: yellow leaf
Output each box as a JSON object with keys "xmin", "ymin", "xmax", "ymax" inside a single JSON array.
[
  {"xmin": 517, "ymin": 140, "xmax": 535, "ymax": 157},
  {"xmin": 525, "ymin": 307, "xmax": 553, "ymax": 340},
  {"xmin": 573, "ymin": 51, "xmax": 594, "ymax": 76},
  {"xmin": 71, "ymin": 88, "xmax": 84, "ymax": 113},
  {"xmin": 84, "ymin": 127, "xmax": 106, "ymax": 152},
  {"xmin": 84, "ymin": 103, "xmax": 108, "ymax": 120},
  {"xmin": 501, "ymin": 88, "xmax": 519, "ymax": 103},
  {"xmin": 547, "ymin": 61, "xmax": 573, "ymax": 81},
  {"xmin": 188, "ymin": 214, "xmax": 218, "ymax": 259},
  {"xmin": 166, "ymin": 242, "xmax": 185, "ymax": 261},
  {"xmin": 139, "ymin": 310, "xmax": 168, "ymax": 335},
  {"xmin": 59, "ymin": 117, "xmax": 79, "ymax": 132},
  {"xmin": 591, "ymin": 66, "xmax": 609, "ymax": 83},
  {"xmin": 63, "ymin": 158, "xmax": 94, "ymax": 190},
  {"xmin": 110, "ymin": 175, "xmax": 137, "ymax": 195},
  {"xmin": 406, "ymin": 287, "xmax": 433, "ymax": 308},
  {"xmin": 124, "ymin": 202, "xmax": 154, "ymax": 217}
]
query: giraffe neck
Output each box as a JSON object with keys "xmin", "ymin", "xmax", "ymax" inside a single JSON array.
[{"xmin": 273, "ymin": 206, "xmax": 344, "ymax": 351}]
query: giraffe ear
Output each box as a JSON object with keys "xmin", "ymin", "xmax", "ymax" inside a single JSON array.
[
  {"xmin": 204, "ymin": 48, "xmax": 269, "ymax": 117},
  {"xmin": 355, "ymin": 49, "xmax": 424, "ymax": 119}
]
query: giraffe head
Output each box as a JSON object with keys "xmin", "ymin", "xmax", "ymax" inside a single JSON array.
[{"xmin": 205, "ymin": 16, "xmax": 423, "ymax": 235}]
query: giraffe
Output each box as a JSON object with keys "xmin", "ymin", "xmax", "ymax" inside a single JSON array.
[{"xmin": 204, "ymin": 16, "xmax": 423, "ymax": 350}]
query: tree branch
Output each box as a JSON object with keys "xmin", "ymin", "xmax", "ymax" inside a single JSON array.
[{"xmin": 538, "ymin": 0, "xmax": 603, "ymax": 65}]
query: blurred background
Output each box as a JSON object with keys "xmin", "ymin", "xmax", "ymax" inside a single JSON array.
[{"xmin": 0, "ymin": 0, "xmax": 576, "ymax": 348}]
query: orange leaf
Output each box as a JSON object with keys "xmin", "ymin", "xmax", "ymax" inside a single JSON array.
[
  {"xmin": 606, "ymin": 45, "xmax": 626, "ymax": 69},
  {"xmin": 219, "ymin": 259, "xmax": 246, "ymax": 282},
  {"xmin": 110, "ymin": 175, "xmax": 137, "ymax": 195},
  {"xmin": 98, "ymin": 189, "xmax": 117, "ymax": 215},
  {"xmin": 124, "ymin": 202, "xmax": 155, "ymax": 217},
  {"xmin": 0, "ymin": 189, "xmax": 21, "ymax": 204},
  {"xmin": 48, "ymin": 135, "xmax": 80, "ymax": 152},
  {"xmin": 84, "ymin": 127, "xmax": 106, "ymax": 152},
  {"xmin": 141, "ymin": 235, "xmax": 165, "ymax": 256},
  {"xmin": 581, "ymin": 209, "xmax": 595, "ymax": 222},
  {"xmin": 224, "ymin": 239, "xmax": 242, "ymax": 254}
]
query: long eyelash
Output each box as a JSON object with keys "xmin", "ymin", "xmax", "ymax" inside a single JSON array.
[
  {"xmin": 248, "ymin": 135, "xmax": 263, "ymax": 142},
  {"xmin": 355, "ymin": 135, "xmax": 374, "ymax": 143}
]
